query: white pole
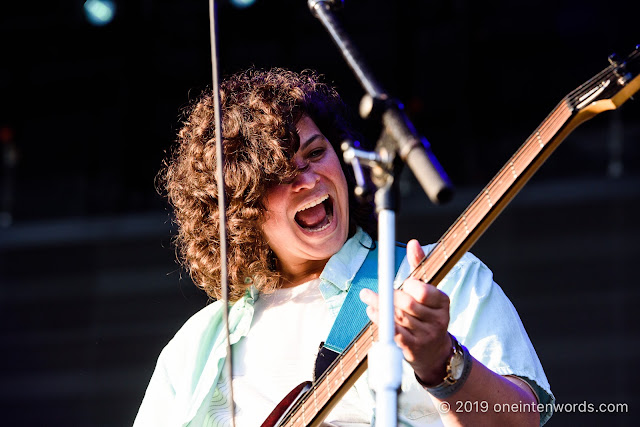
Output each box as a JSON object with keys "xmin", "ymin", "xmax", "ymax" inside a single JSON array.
[{"xmin": 372, "ymin": 209, "xmax": 402, "ymax": 427}]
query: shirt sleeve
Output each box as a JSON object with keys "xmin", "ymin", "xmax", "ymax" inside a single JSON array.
[
  {"xmin": 133, "ymin": 345, "xmax": 178, "ymax": 427},
  {"xmin": 395, "ymin": 249, "xmax": 555, "ymax": 426}
]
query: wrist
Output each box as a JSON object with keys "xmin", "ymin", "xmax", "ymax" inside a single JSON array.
[
  {"xmin": 414, "ymin": 333, "xmax": 455, "ymax": 387},
  {"xmin": 415, "ymin": 334, "xmax": 473, "ymax": 399}
]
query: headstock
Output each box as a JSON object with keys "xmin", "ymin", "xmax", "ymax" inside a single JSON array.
[{"xmin": 569, "ymin": 46, "xmax": 640, "ymax": 117}]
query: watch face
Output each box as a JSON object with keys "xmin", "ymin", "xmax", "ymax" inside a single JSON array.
[{"xmin": 450, "ymin": 353, "xmax": 464, "ymax": 380}]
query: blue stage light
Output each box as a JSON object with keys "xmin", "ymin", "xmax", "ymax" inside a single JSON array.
[
  {"xmin": 230, "ymin": 0, "xmax": 256, "ymax": 9},
  {"xmin": 84, "ymin": 0, "xmax": 116, "ymax": 26}
]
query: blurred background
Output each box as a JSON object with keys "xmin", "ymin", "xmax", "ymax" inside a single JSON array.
[{"xmin": 0, "ymin": 0, "xmax": 638, "ymax": 425}]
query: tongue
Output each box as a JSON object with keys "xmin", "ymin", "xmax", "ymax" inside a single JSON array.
[{"xmin": 295, "ymin": 204, "xmax": 327, "ymax": 228}]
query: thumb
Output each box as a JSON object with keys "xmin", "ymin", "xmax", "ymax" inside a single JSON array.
[{"xmin": 407, "ymin": 239, "xmax": 425, "ymax": 269}]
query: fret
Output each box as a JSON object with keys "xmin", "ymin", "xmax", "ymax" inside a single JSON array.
[
  {"xmin": 446, "ymin": 229, "xmax": 462, "ymax": 254},
  {"xmin": 484, "ymin": 189, "xmax": 493, "ymax": 207},
  {"xmin": 535, "ymin": 130, "xmax": 544, "ymax": 148},
  {"xmin": 509, "ymin": 161, "xmax": 517, "ymax": 179},
  {"xmin": 339, "ymin": 356, "xmax": 345, "ymax": 381},
  {"xmin": 353, "ymin": 340, "xmax": 360, "ymax": 364},
  {"xmin": 333, "ymin": 370, "xmax": 340, "ymax": 391},
  {"xmin": 313, "ymin": 387, "xmax": 319, "ymax": 414}
]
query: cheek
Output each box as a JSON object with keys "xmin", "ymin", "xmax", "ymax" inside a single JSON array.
[
  {"xmin": 260, "ymin": 212, "xmax": 285, "ymax": 249},
  {"xmin": 333, "ymin": 163, "xmax": 349, "ymax": 200},
  {"xmin": 263, "ymin": 185, "xmax": 288, "ymax": 214},
  {"xmin": 325, "ymin": 152, "xmax": 347, "ymax": 186},
  {"xmin": 261, "ymin": 188, "xmax": 291, "ymax": 237}
]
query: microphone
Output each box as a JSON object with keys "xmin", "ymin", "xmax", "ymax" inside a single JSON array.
[{"xmin": 361, "ymin": 94, "xmax": 454, "ymax": 204}]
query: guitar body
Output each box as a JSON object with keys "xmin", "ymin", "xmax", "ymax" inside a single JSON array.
[
  {"xmin": 261, "ymin": 381, "xmax": 312, "ymax": 427},
  {"xmin": 263, "ymin": 47, "xmax": 640, "ymax": 427}
]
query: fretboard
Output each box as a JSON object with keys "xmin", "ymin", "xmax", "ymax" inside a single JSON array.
[{"xmin": 411, "ymin": 100, "xmax": 573, "ymax": 285}]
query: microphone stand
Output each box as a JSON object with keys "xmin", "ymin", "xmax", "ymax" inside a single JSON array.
[
  {"xmin": 308, "ymin": 1, "xmax": 454, "ymax": 425},
  {"xmin": 209, "ymin": 1, "xmax": 236, "ymax": 426}
]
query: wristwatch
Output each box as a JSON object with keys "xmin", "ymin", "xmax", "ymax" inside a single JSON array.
[
  {"xmin": 443, "ymin": 334, "xmax": 465, "ymax": 384},
  {"xmin": 415, "ymin": 333, "xmax": 473, "ymax": 399}
]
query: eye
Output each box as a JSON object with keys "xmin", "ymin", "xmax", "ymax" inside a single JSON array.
[{"xmin": 309, "ymin": 147, "xmax": 325, "ymax": 159}]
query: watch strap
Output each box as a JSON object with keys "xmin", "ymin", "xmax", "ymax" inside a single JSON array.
[{"xmin": 415, "ymin": 334, "xmax": 473, "ymax": 399}]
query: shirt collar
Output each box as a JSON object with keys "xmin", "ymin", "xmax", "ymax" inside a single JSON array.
[{"xmin": 319, "ymin": 227, "xmax": 372, "ymax": 292}]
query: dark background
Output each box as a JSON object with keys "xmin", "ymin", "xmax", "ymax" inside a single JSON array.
[{"xmin": 0, "ymin": 0, "xmax": 638, "ymax": 425}]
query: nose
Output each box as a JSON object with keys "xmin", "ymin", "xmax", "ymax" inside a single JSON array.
[{"xmin": 291, "ymin": 161, "xmax": 319, "ymax": 192}]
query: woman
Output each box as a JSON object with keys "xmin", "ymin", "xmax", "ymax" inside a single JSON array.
[{"xmin": 134, "ymin": 68, "xmax": 553, "ymax": 426}]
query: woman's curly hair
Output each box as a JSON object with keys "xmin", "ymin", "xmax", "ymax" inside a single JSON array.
[{"xmin": 161, "ymin": 68, "xmax": 376, "ymax": 302}]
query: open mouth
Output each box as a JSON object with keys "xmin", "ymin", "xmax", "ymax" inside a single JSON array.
[{"xmin": 294, "ymin": 194, "xmax": 334, "ymax": 232}]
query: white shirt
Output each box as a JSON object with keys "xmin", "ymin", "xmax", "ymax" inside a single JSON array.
[{"xmin": 134, "ymin": 228, "xmax": 554, "ymax": 426}]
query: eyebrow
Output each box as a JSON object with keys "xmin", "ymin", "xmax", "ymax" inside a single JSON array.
[{"xmin": 299, "ymin": 133, "xmax": 325, "ymax": 151}]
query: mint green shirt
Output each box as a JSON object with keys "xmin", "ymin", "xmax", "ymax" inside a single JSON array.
[{"xmin": 134, "ymin": 229, "xmax": 553, "ymax": 426}]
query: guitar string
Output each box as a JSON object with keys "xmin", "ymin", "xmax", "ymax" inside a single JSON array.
[
  {"xmin": 422, "ymin": 61, "xmax": 620, "ymax": 278},
  {"xmin": 460, "ymin": 63, "xmax": 615, "ymax": 223},
  {"xmin": 415, "ymin": 100, "xmax": 571, "ymax": 283},
  {"xmin": 413, "ymin": 50, "xmax": 636, "ymax": 284},
  {"xmin": 277, "ymin": 53, "xmax": 639, "ymax": 425},
  {"xmin": 419, "ymin": 102, "xmax": 569, "ymax": 276}
]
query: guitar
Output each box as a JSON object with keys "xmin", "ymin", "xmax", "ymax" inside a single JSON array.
[{"xmin": 263, "ymin": 47, "xmax": 640, "ymax": 427}]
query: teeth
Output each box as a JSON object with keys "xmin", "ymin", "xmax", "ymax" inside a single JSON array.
[
  {"xmin": 313, "ymin": 220, "xmax": 331, "ymax": 232},
  {"xmin": 297, "ymin": 194, "xmax": 329, "ymax": 213}
]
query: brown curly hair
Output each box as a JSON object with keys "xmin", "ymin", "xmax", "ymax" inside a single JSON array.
[{"xmin": 161, "ymin": 68, "xmax": 376, "ymax": 302}]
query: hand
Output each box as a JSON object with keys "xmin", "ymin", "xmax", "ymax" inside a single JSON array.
[{"xmin": 359, "ymin": 239, "xmax": 453, "ymax": 386}]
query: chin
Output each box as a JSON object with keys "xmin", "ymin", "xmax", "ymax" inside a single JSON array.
[{"xmin": 298, "ymin": 222, "xmax": 348, "ymax": 258}]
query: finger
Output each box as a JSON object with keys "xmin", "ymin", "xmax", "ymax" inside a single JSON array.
[
  {"xmin": 391, "ymin": 305, "xmax": 424, "ymax": 335},
  {"xmin": 362, "ymin": 289, "xmax": 424, "ymax": 332},
  {"xmin": 392, "ymin": 288, "xmax": 430, "ymax": 319},
  {"xmin": 365, "ymin": 305, "xmax": 378, "ymax": 323},
  {"xmin": 359, "ymin": 288, "xmax": 379, "ymax": 310},
  {"xmin": 366, "ymin": 304, "xmax": 419, "ymax": 341},
  {"xmin": 362, "ymin": 289, "xmax": 417, "ymax": 327},
  {"xmin": 392, "ymin": 300, "xmax": 449, "ymax": 340},
  {"xmin": 407, "ymin": 239, "xmax": 425, "ymax": 269},
  {"xmin": 394, "ymin": 323, "xmax": 421, "ymax": 351},
  {"xmin": 392, "ymin": 323, "xmax": 415, "ymax": 351},
  {"xmin": 401, "ymin": 278, "xmax": 450, "ymax": 310}
]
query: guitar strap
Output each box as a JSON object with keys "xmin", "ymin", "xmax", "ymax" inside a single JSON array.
[{"xmin": 313, "ymin": 244, "xmax": 406, "ymax": 381}]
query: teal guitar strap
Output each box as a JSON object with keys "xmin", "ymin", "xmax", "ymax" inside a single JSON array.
[{"xmin": 313, "ymin": 244, "xmax": 406, "ymax": 380}]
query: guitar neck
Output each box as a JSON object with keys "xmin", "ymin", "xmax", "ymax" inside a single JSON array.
[
  {"xmin": 275, "ymin": 48, "xmax": 640, "ymax": 427},
  {"xmin": 412, "ymin": 99, "xmax": 574, "ymax": 285}
]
